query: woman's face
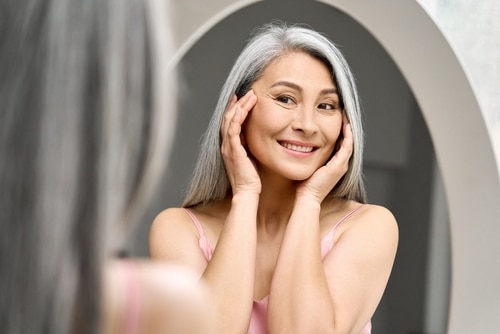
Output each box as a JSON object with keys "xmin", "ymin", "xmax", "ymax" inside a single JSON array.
[{"xmin": 243, "ymin": 51, "xmax": 343, "ymax": 181}]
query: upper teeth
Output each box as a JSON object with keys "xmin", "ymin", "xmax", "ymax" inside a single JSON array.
[{"xmin": 282, "ymin": 142, "xmax": 313, "ymax": 153}]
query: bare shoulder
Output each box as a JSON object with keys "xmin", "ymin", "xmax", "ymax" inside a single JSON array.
[
  {"xmin": 321, "ymin": 204, "xmax": 398, "ymax": 329},
  {"xmin": 356, "ymin": 204, "xmax": 398, "ymax": 233},
  {"xmin": 342, "ymin": 203, "xmax": 399, "ymax": 250},
  {"xmin": 151, "ymin": 207, "xmax": 193, "ymax": 230},
  {"xmin": 149, "ymin": 207, "xmax": 197, "ymax": 247},
  {"xmin": 322, "ymin": 199, "xmax": 397, "ymax": 236},
  {"xmin": 149, "ymin": 207, "xmax": 206, "ymax": 270},
  {"xmin": 322, "ymin": 203, "xmax": 398, "ymax": 287}
]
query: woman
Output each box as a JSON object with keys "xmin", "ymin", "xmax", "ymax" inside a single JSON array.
[
  {"xmin": 0, "ymin": 0, "xmax": 212, "ymax": 333},
  {"xmin": 150, "ymin": 22, "xmax": 398, "ymax": 334}
]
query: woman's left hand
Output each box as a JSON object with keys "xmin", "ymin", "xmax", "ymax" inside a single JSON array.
[{"xmin": 296, "ymin": 114, "xmax": 353, "ymax": 203}]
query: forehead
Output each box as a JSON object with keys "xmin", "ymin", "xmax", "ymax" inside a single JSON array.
[
  {"xmin": 268, "ymin": 51, "xmax": 331, "ymax": 70},
  {"xmin": 258, "ymin": 51, "xmax": 336, "ymax": 87}
]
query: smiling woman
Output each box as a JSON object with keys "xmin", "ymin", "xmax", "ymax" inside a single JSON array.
[
  {"xmin": 243, "ymin": 52, "xmax": 343, "ymax": 182},
  {"xmin": 149, "ymin": 22, "xmax": 398, "ymax": 334}
]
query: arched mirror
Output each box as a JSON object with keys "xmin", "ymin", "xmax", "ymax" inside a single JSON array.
[{"xmin": 130, "ymin": 1, "xmax": 500, "ymax": 333}]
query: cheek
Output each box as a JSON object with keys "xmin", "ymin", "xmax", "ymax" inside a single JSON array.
[
  {"xmin": 323, "ymin": 121, "xmax": 343, "ymax": 156},
  {"xmin": 241, "ymin": 111, "xmax": 261, "ymax": 152},
  {"xmin": 242, "ymin": 102, "xmax": 279, "ymax": 137},
  {"xmin": 241, "ymin": 107, "xmax": 282, "ymax": 160}
]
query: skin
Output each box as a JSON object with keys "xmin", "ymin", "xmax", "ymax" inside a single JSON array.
[
  {"xmin": 101, "ymin": 260, "xmax": 215, "ymax": 334},
  {"xmin": 150, "ymin": 51, "xmax": 398, "ymax": 334}
]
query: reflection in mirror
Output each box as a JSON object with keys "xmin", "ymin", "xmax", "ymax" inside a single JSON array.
[{"xmin": 131, "ymin": 2, "xmax": 454, "ymax": 333}]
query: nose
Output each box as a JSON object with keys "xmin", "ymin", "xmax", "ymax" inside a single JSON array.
[{"xmin": 291, "ymin": 106, "xmax": 318, "ymax": 136}]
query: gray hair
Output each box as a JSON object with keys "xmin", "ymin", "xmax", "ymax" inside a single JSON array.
[
  {"xmin": 183, "ymin": 22, "xmax": 366, "ymax": 207},
  {"xmin": 0, "ymin": 0, "xmax": 175, "ymax": 333}
]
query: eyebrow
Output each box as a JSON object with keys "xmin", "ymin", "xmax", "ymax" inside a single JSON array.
[{"xmin": 270, "ymin": 81, "xmax": 338, "ymax": 96}]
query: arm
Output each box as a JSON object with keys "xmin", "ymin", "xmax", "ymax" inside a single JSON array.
[
  {"xmin": 267, "ymin": 120, "xmax": 398, "ymax": 333},
  {"xmin": 268, "ymin": 202, "xmax": 397, "ymax": 334},
  {"xmin": 150, "ymin": 197, "xmax": 258, "ymax": 334},
  {"xmin": 267, "ymin": 195, "xmax": 329, "ymax": 333},
  {"xmin": 321, "ymin": 206, "xmax": 398, "ymax": 332},
  {"xmin": 202, "ymin": 193, "xmax": 258, "ymax": 333},
  {"xmin": 101, "ymin": 259, "xmax": 216, "ymax": 334},
  {"xmin": 150, "ymin": 91, "xmax": 260, "ymax": 333}
]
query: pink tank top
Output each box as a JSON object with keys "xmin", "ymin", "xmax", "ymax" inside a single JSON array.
[
  {"xmin": 183, "ymin": 206, "xmax": 372, "ymax": 334},
  {"xmin": 119, "ymin": 261, "xmax": 141, "ymax": 334}
]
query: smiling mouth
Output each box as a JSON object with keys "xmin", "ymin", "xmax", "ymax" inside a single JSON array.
[{"xmin": 279, "ymin": 141, "xmax": 316, "ymax": 153}]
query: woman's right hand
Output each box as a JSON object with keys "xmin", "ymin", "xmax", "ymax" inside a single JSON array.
[{"xmin": 220, "ymin": 90, "xmax": 261, "ymax": 195}]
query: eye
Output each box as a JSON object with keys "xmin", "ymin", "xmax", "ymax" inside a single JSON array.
[
  {"xmin": 318, "ymin": 102, "xmax": 337, "ymax": 110},
  {"xmin": 275, "ymin": 95, "xmax": 295, "ymax": 105}
]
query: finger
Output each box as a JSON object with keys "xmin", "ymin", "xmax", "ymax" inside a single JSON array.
[
  {"xmin": 228, "ymin": 94, "xmax": 238, "ymax": 107},
  {"xmin": 342, "ymin": 122, "xmax": 353, "ymax": 151},
  {"xmin": 327, "ymin": 123, "xmax": 353, "ymax": 168},
  {"xmin": 221, "ymin": 92, "xmax": 255, "ymax": 158},
  {"xmin": 221, "ymin": 91, "xmax": 256, "ymax": 136},
  {"xmin": 227, "ymin": 92, "xmax": 256, "ymax": 142},
  {"xmin": 225, "ymin": 91, "xmax": 256, "ymax": 135},
  {"xmin": 221, "ymin": 95, "xmax": 238, "ymax": 136},
  {"xmin": 235, "ymin": 90, "xmax": 257, "ymax": 124},
  {"xmin": 227, "ymin": 106, "xmax": 244, "ymax": 137}
]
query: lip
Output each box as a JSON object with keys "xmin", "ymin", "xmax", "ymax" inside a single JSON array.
[{"xmin": 278, "ymin": 140, "xmax": 318, "ymax": 157}]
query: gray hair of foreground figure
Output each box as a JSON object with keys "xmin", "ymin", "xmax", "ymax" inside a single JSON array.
[
  {"xmin": 183, "ymin": 22, "xmax": 367, "ymax": 207},
  {"xmin": 0, "ymin": 0, "xmax": 175, "ymax": 333}
]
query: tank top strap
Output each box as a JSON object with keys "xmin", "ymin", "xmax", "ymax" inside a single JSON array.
[
  {"xmin": 320, "ymin": 204, "xmax": 366, "ymax": 259},
  {"xmin": 122, "ymin": 261, "xmax": 141, "ymax": 334},
  {"xmin": 330, "ymin": 204, "xmax": 366, "ymax": 236},
  {"xmin": 183, "ymin": 208, "xmax": 214, "ymax": 261},
  {"xmin": 183, "ymin": 208, "xmax": 206, "ymax": 238}
]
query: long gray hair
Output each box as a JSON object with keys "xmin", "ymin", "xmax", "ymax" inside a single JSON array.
[
  {"xmin": 0, "ymin": 0, "xmax": 175, "ymax": 333},
  {"xmin": 183, "ymin": 22, "xmax": 366, "ymax": 207}
]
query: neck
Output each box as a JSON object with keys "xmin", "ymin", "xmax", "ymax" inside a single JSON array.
[{"xmin": 255, "ymin": 174, "xmax": 297, "ymax": 234}]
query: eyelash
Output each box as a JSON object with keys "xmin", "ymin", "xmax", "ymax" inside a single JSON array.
[
  {"xmin": 276, "ymin": 95, "xmax": 295, "ymax": 104},
  {"xmin": 275, "ymin": 95, "xmax": 339, "ymax": 111},
  {"xmin": 318, "ymin": 103, "xmax": 338, "ymax": 110}
]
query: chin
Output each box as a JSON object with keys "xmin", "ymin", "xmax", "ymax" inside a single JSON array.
[{"xmin": 283, "ymin": 169, "xmax": 316, "ymax": 181}]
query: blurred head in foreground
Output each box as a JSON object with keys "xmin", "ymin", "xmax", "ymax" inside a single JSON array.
[{"xmin": 0, "ymin": 0, "xmax": 191, "ymax": 333}]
